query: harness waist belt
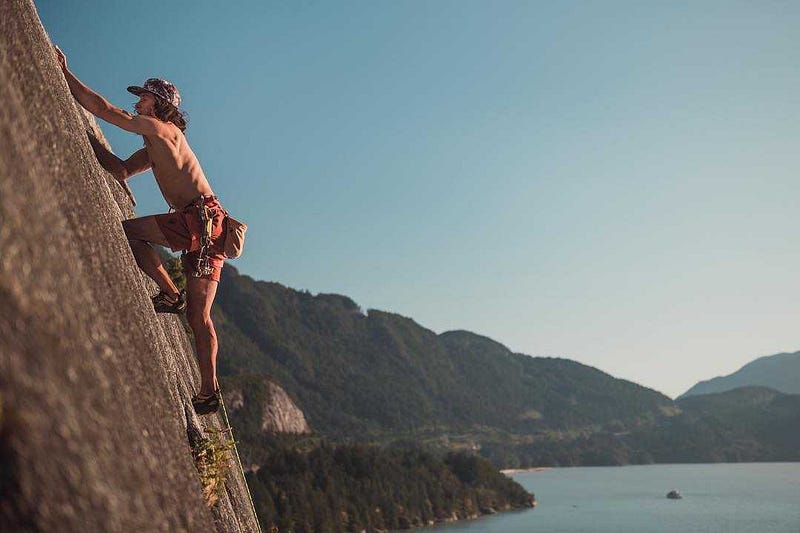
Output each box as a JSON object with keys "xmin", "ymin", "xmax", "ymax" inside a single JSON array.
[{"xmin": 179, "ymin": 194, "xmax": 219, "ymax": 212}]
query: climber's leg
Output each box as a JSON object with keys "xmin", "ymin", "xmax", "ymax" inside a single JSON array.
[
  {"xmin": 185, "ymin": 276, "xmax": 220, "ymax": 398},
  {"xmin": 122, "ymin": 216, "xmax": 180, "ymax": 298}
]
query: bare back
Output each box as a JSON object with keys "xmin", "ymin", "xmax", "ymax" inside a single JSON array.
[{"xmin": 142, "ymin": 120, "xmax": 214, "ymax": 209}]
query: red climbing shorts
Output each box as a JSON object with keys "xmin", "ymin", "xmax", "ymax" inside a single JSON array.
[{"xmin": 154, "ymin": 196, "xmax": 226, "ymax": 282}]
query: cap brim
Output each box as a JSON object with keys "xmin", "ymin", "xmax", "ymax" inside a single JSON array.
[{"xmin": 126, "ymin": 86, "xmax": 178, "ymax": 108}]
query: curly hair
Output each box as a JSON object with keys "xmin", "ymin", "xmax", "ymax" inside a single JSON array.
[{"xmin": 152, "ymin": 97, "xmax": 188, "ymax": 132}]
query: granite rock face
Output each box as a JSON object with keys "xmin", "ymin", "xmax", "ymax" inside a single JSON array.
[
  {"xmin": 225, "ymin": 381, "xmax": 310, "ymax": 435},
  {"xmin": 260, "ymin": 382, "xmax": 311, "ymax": 434},
  {"xmin": 0, "ymin": 1, "xmax": 259, "ymax": 531}
]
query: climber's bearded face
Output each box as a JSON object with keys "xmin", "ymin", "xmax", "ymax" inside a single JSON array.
[{"xmin": 133, "ymin": 92, "xmax": 157, "ymax": 116}]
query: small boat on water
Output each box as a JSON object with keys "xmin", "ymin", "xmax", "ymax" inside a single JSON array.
[{"xmin": 666, "ymin": 490, "xmax": 683, "ymax": 500}]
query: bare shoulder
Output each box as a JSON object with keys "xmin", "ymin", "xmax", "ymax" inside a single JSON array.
[
  {"xmin": 160, "ymin": 121, "xmax": 185, "ymax": 143},
  {"xmin": 142, "ymin": 120, "xmax": 183, "ymax": 146},
  {"xmin": 142, "ymin": 115, "xmax": 175, "ymax": 135}
]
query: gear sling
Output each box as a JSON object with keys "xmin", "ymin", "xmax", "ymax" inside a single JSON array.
[{"xmin": 185, "ymin": 194, "xmax": 247, "ymax": 277}]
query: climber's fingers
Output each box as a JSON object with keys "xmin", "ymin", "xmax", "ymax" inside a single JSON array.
[{"xmin": 54, "ymin": 45, "xmax": 67, "ymax": 70}]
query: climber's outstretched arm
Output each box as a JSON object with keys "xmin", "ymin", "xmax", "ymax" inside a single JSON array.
[
  {"xmin": 86, "ymin": 132, "xmax": 125, "ymax": 179},
  {"xmin": 55, "ymin": 46, "xmax": 158, "ymax": 136},
  {"xmin": 120, "ymin": 148, "xmax": 153, "ymax": 180},
  {"xmin": 87, "ymin": 133, "xmax": 151, "ymax": 181}
]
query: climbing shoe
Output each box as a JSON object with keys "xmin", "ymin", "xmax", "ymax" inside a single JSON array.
[
  {"xmin": 192, "ymin": 389, "xmax": 221, "ymax": 415},
  {"xmin": 152, "ymin": 289, "xmax": 186, "ymax": 314}
]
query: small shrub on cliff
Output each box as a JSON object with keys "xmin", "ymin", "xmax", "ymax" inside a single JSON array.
[{"xmin": 190, "ymin": 429, "xmax": 235, "ymax": 507}]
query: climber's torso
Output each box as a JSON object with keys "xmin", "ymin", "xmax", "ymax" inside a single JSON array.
[{"xmin": 141, "ymin": 122, "xmax": 214, "ymax": 209}]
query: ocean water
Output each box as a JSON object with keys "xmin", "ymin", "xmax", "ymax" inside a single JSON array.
[{"xmin": 424, "ymin": 463, "xmax": 800, "ymax": 533}]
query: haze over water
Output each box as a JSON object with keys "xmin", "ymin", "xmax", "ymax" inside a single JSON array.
[{"xmin": 426, "ymin": 463, "xmax": 800, "ymax": 533}]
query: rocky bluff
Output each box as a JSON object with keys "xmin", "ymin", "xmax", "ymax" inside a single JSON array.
[{"xmin": 0, "ymin": 1, "xmax": 274, "ymax": 530}]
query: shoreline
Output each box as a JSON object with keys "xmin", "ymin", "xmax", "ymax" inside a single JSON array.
[{"xmin": 500, "ymin": 466, "xmax": 554, "ymax": 475}]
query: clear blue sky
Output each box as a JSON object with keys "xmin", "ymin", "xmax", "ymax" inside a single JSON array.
[{"xmin": 39, "ymin": 0, "xmax": 800, "ymax": 398}]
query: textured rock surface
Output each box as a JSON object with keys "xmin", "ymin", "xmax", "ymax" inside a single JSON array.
[
  {"xmin": 261, "ymin": 382, "xmax": 311, "ymax": 434},
  {"xmin": 225, "ymin": 381, "xmax": 310, "ymax": 435},
  {"xmin": 0, "ymin": 1, "xmax": 259, "ymax": 531}
]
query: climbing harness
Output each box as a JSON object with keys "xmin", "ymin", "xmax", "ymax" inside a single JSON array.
[
  {"xmin": 177, "ymin": 194, "xmax": 246, "ymax": 275},
  {"xmin": 191, "ymin": 195, "xmax": 215, "ymax": 278}
]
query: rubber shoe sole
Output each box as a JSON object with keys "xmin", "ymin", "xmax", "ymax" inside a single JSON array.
[
  {"xmin": 153, "ymin": 290, "xmax": 187, "ymax": 314},
  {"xmin": 192, "ymin": 390, "xmax": 220, "ymax": 415}
]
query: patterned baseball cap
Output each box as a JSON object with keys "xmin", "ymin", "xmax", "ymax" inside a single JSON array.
[{"xmin": 127, "ymin": 78, "xmax": 181, "ymax": 108}]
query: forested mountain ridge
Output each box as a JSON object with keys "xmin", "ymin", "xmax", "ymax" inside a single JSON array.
[
  {"xmin": 209, "ymin": 268, "xmax": 547, "ymax": 529},
  {"xmin": 632, "ymin": 387, "xmax": 800, "ymax": 463},
  {"xmin": 680, "ymin": 351, "xmax": 800, "ymax": 398},
  {"xmin": 214, "ymin": 266, "xmax": 673, "ymax": 441},
  {"xmin": 479, "ymin": 386, "xmax": 800, "ymax": 467},
  {"xmin": 245, "ymin": 439, "xmax": 536, "ymax": 532},
  {"xmin": 214, "ymin": 267, "xmax": 800, "ymax": 470}
]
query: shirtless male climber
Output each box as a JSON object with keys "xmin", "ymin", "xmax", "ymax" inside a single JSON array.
[{"xmin": 56, "ymin": 47, "xmax": 225, "ymax": 415}]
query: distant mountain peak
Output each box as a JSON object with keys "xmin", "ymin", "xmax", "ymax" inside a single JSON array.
[{"xmin": 680, "ymin": 351, "xmax": 800, "ymax": 398}]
